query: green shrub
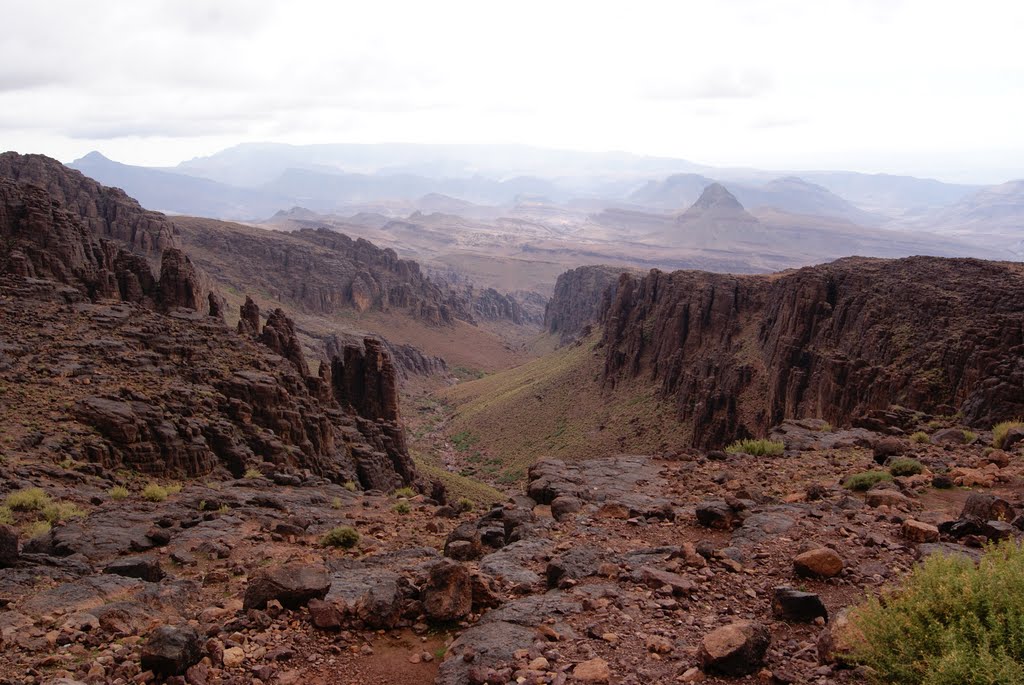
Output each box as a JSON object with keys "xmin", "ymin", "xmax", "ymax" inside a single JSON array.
[
  {"xmin": 343, "ymin": 481, "xmax": 357, "ymax": 492},
  {"xmin": 844, "ymin": 470, "xmax": 894, "ymax": 491},
  {"xmin": 321, "ymin": 526, "xmax": 360, "ymax": 548},
  {"xmin": 848, "ymin": 540, "xmax": 1024, "ymax": 683},
  {"xmin": 993, "ymin": 420, "xmax": 1024, "ymax": 449},
  {"xmin": 331, "ymin": 497, "xmax": 343, "ymax": 510},
  {"xmin": 962, "ymin": 430, "xmax": 978, "ymax": 444},
  {"xmin": 456, "ymin": 497, "xmax": 474, "ymax": 513},
  {"xmin": 165, "ymin": 482, "xmax": 182, "ymax": 494},
  {"xmin": 108, "ymin": 486, "xmax": 130, "ymax": 501},
  {"xmin": 6, "ymin": 488, "xmax": 51, "ymax": 512},
  {"xmin": 24, "ymin": 520, "xmax": 51, "ymax": 539},
  {"xmin": 819, "ymin": 422, "xmax": 833, "ymax": 433},
  {"xmin": 725, "ymin": 438, "xmax": 785, "ymax": 457},
  {"xmin": 393, "ymin": 501, "xmax": 411, "ymax": 515},
  {"xmin": 0, "ymin": 505, "xmax": 13, "ymax": 526},
  {"xmin": 889, "ymin": 458, "xmax": 925, "ymax": 477},
  {"xmin": 141, "ymin": 483, "xmax": 168, "ymax": 502},
  {"xmin": 909, "ymin": 431, "xmax": 931, "ymax": 444},
  {"xmin": 243, "ymin": 468, "xmax": 263, "ymax": 479},
  {"xmin": 41, "ymin": 502, "xmax": 86, "ymax": 524},
  {"xmin": 392, "ymin": 487, "xmax": 416, "ymax": 499}
]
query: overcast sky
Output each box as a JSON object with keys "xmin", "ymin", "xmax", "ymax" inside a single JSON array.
[{"xmin": 2, "ymin": 0, "xmax": 1022, "ymax": 183}]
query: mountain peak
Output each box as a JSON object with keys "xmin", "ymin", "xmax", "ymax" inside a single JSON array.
[
  {"xmin": 691, "ymin": 182, "xmax": 744, "ymax": 211},
  {"xmin": 73, "ymin": 151, "xmax": 111, "ymax": 165}
]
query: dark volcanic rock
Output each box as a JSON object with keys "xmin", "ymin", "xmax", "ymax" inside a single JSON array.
[
  {"xmin": 772, "ymin": 586, "xmax": 828, "ymax": 623},
  {"xmin": 259, "ymin": 307, "xmax": 311, "ymax": 376},
  {"xmin": 157, "ymin": 248, "xmax": 203, "ymax": 312},
  {"xmin": 544, "ymin": 265, "xmax": 627, "ymax": 345},
  {"xmin": 601, "ymin": 257, "xmax": 1024, "ymax": 447},
  {"xmin": 238, "ymin": 296, "xmax": 261, "ymax": 335},
  {"xmin": 0, "ymin": 524, "xmax": 19, "ymax": 567},
  {"xmin": 698, "ymin": 620, "xmax": 771, "ymax": 676},
  {"xmin": 422, "ymin": 559, "xmax": 473, "ymax": 621},
  {"xmin": 103, "ymin": 556, "xmax": 165, "ymax": 582},
  {"xmin": 243, "ymin": 561, "xmax": 330, "ymax": 610},
  {"xmin": 140, "ymin": 625, "xmax": 202, "ymax": 676},
  {"xmin": 961, "ymin": 493, "xmax": 1015, "ymax": 522}
]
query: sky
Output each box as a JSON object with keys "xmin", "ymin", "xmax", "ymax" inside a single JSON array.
[{"xmin": 2, "ymin": 0, "xmax": 1022, "ymax": 183}]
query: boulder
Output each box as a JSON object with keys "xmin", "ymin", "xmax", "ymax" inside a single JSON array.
[
  {"xmin": 793, "ymin": 548, "xmax": 844, "ymax": 578},
  {"xmin": 422, "ymin": 560, "xmax": 473, "ymax": 621},
  {"xmin": 354, "ymin": 576, "xmax": 403, "ymax": 628},
  {"xmin": 961, "ymin": 493, "xmax": 1014, "ymax": 523},
  {"xmin": 572, "ymin": 657, "xmax": 611, "ymax": 683},
  {"xmin": 772, "ymin": 587, "xmax": 828, "ymax": 623},
  {"xmin": 243, "ymin": 561, "xmax": 330, "ymax": 610},
  {"xmin": 1003, "ymin": 426, "xmax": 1024, "ymax": 451},
  {"xmin": 695, "ymin": 500, "xmax": 740, "ymax": 530},
  {"xmin": 872, "ymin": 437, "xmax": 905, "ymax": 464},
  {"xmin": 140, "ymin": 625, "xmax": 202, "ymax": 676},
  {"xmin": 698, "ymin": 620, "xmax": 771, "ymax": 676},
  {"xmin": 902, "ymin": 519, "xmax": 940, "ymax": 543},
  {"xmin": 307, "ymin": 598, "xmax": 344, "ymax": 629},
  {"xmin": 817, "ymin": 607, "xmax": 863, "ymax": 665},
  {"xmin": 865, "ymin": 489, "xmax": 910, "ymax": 508},
  {"xmin": 550, "ymin": 495, "xmax": 583, "ymax": 522},
  {"xmin": 103, "ymin": 556, "xmax": 165, "ymax": 582}
]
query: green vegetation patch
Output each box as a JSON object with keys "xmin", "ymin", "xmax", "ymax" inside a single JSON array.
[
  {"xmin": 141, "ymin": 483, "xmax": 168, "ymax": 502},
  {"xmin": 844, "ymin": 470, "xmax": 894, "ymax": 491},
  {"xmin": 725, "ymin": 438, "xmax": 785, "ymax": 457},
  {"xmin": 993, "ymin": 420, "xmax": 1024, "ymax": 450},
  {"xmin": 889, "ymin": 458, "xmax": 925, "ymax": 477},
  {"xmin": 321, "ymin": 526, "xmax": 360, "ymax": 548},
  {"xmin": 6, "ymin": 488, "xmax": 51, "ymax": 512},
  {"xmin": 849, "ymin": 541, "xmax": 1024, "ymax": 684},
  {"xmin": 909, "ymin": 431, "xmax": 931, "ymax": 444}
]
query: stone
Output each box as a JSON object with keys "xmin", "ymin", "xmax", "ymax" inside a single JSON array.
[
  {"xmin": 772, "ymin": 587, "xmax": 828, "ymax": 623},
  {"xmin": 695, "ymin": 500, "xmax": 740, "ymax": 530},
  {"xmin": 902, "ymin": 519, "xmax": 940, "ymax": 543},
  {"xmin": 698, "ymin": 620, "xmax": 771, "ymax": 676},
  {"xmin": 865, "ymin": 489, "xmax": 910, "ymax": 508},
  {"xmin": 872, "ymin": 437, "xmax": 905, "ymax": 464},
  {"xmin": 572, "ymin": 657, "xmax": 611, "ymax": 682},
  {"xmin": 550, "ymin": 495, "xmax": 583, "ymax": 522},
  {"xmin": 0, "ymin": 524, "xmax": 19, "ymax": 567},
  {"xmin": 140, "ymin": 625, "xmax": 202, "ymax": 676},
  {"xmin": 1003, "ymin": 426, "xmax": 1024, "ymax": 451},
  {"xmin": 637, "ymin": 567, "xmax": 696, "ymax": 595},
  {"xmin": 307, "ymin": 598, "xmax": 344, "ymax": 629},
  {"xmin": 103, "ymin": 556, "xmax": 165, "ymax": 582},
  {"xmin": 793, "ymin": 548, "xmax": 844, "ymax": 578},
  {"xmin": 243, "ymin": 561, "xmax": 330, "ymax": 610},
  {"xmin": 423, "ymin": 560, "xmax": 473, "ymax": 621},
  {"xmin": 817, "ymin": 608, "xmax": 862, "ymax": 665},
  {"xmin": 222, "ymin": 646, "xmax": 245, "ymax": 668},
  {"xmin": 961, "ymin": 493, "xmax": 1014, "ymax": 523}
]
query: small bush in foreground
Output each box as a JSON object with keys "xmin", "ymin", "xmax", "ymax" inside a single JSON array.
[
  {"xmin": 909, "ymin": 431, "xmax": 931, "ymax": 444},
  {"xmin": 725, "ymin": 438, "xmax": 785, "ymax": 457},
  {"xmin": 141, "ymin": 483, "xmax": 168, "ymax": 502},
  {"xmin": 392, "ymin": 487, "xmax": 416, "ymax": 499},
  {"xmin": 849, "ymin": 540, "xmax": 1024, "ymax": 684},
  {"xmin": 844, "ymin": 470, "xmax": 893, "ymax": 491},
  {"xmin": 42, "ymin": 502, "xmax": 86, "ymax": 524},
  {"xmin": 343, "ymin": 481, "xmax": 357, "ymax": 492},
  {"xmin": 6, "ymin": 488, "xmax": 51, "ymax": 512},
  {"xmin": 962, "ymin": 430, "xmax": 978, "ymax": 443},
  {"xmin": 321, "ymin": 526, "xmax": 359, "ymax": 549},
  {"xmin": 0, "ymin": 506, "xmax": 13, "ymax": 526},
  {"xmin": 243, "ymin": 468, "xmax": 263, "ymax": 479},
  {"xmin": 992, "ymin": 420, "xmax": 1024, "ymax": 449},
  {"xmin": 24, "ymin": 520, "xmax": 51, "ymax": 539},
  {"xmin": 108, "ymin": 486, "xmax": 130, "ymax": 500},
  {"xmin": 393, "ymin": 501, "xmax": 411, "ymax": 515},
  {"xmin": 165, "ymin": 482, "xmax": 182, "ymax": 494},
  {"xmin": 889, "ymin": 458, "xmax": 925, "ymax": 477},
  {"xmin": 456, "ymin": 497, "xmax": 475, "ymax": 513}
]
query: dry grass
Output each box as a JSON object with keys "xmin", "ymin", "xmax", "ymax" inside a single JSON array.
[{"xmin": 440, "ymin": 334, "xmax": 691, "ymax": 485}]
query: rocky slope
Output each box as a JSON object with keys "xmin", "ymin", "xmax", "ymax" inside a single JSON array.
[
  {"xmin": 0, "ymin": 163, "xmax": 420, "ymax": 492},
  {"xmin": 544, "ymin": 266, "xmax": 629, "ymax": 344},
  {"xmin": 173, "ymin": 217, "xmax": 535, "ymax": 328},
  {"xmin": 601, "ymin": 256, "xmax": 1024, "ymax": 447}
]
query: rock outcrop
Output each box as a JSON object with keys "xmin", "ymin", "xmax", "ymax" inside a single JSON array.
[
  {"xmin": 601, "ymin": 256, "xmax": 1024, "ymax": 447},
  {"xmin": 259, "ymin": 308, "xmax": 311, "ymax": 376},
  {"xmin": 544, "ymin": 265, "xmax": 626, "ymax": 344}
]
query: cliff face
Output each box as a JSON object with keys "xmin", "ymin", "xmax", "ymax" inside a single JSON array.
[
  {"xmin": 601, "ymin": 257, "xmax": 1024, "ymax": 446},
  {"xmin": 544, "ymin": 265, "xmax": 627, "ymax": 344},
  {"xmin": 174, "ymin": 217, "xmax": 477, "ymax": 326},
  {"xmin": 0, "ymin": 161, "xmax": 418, "ymax": 492}
]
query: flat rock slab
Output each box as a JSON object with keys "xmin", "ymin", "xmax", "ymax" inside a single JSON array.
[{"xmin": 527, "ymin": 456, "xmax": 676, "ymax": 519}]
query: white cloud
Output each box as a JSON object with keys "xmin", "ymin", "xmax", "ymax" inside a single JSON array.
[{"xmin": 0, "ymin": 0, "xmax": 1021, "ymax": 182}]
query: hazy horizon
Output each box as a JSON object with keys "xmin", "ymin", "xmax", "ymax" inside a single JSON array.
[{"xmin": 3, "ymin": 0, "xmax": 1023, "ymax": 184}]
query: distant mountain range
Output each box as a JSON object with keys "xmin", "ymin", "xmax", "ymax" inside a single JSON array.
[{"xmin": 57, "ymin": 143, "xmax": 1021, "ymax": 261}]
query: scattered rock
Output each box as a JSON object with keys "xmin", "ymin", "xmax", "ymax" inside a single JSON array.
[
  {"xmin": 573, "ymin": 657, "xmax": 611, "ymax": 682},
  {"xmin": 243, "ymin": 561, "xmax": 330, "ymax": 610},
  {"xmin": 772, "ymin": 587, "xmax": 828, "ymax": 623},
  {"xmin": 423, "ymin": 559, "xmax": 473, "ymax": 621},
  {"xmin": 793, "ymin": 548, "xmax": 844, "ymax": 578},
  {"xmin": 902, "ymin": 519, "xmax": 940, "ymax": 543},
  {"xmin": 698, "ymin": 620, "xmax": 771, "ymax": 676},
  {"xmin": 140, "ymin": 625, "xmax": 202, "ymax": 676}
]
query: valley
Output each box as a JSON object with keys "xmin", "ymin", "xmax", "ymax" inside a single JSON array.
[{"xmin": 0, "ymin": 150, "xmax": 1022, "ymax": 685}]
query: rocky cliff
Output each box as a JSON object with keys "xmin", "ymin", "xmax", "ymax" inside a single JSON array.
[
  {"xmin": 544, "ymin": 265, "xmax": 628, "ymax": 344},
  {"xmin": 601, "ymin": 256, "xmax": 1024, "ymax": 446},
  {"xmin": 0, "ymin": 162, "xmax": 419, "ymax": 491}
]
